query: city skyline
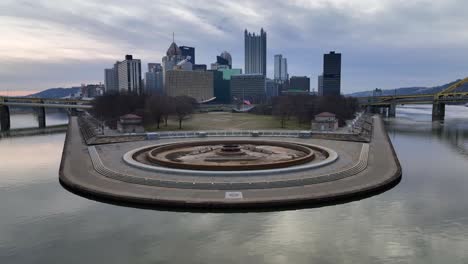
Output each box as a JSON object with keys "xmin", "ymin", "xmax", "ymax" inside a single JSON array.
[{"xmin": 2, "ymin": 0, "xmax": 468, "ymax": 94}]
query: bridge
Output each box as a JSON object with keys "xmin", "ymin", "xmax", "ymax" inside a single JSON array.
[
  {"xmin": 0, "ymin": 96, "xmax": 93, "ymax": 131},
  {"xmin": 359, "ymin": 78, "xmax": 468, "ymax": 121}
]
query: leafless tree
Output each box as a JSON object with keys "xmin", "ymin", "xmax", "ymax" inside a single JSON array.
[
  {"xmin": 145, "ymin": 95, "xmax": 167, "ymax": 129},
  {"xmin": 272, "ymin": 96, "xmax": 293, "ymax": 128},
  {"xmin": 174, "ymin": 96, "xmax": 195, "ymax": 129}
]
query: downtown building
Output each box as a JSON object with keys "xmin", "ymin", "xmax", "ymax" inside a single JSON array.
[
  {"xmin": 213, "ymin": 68, "xmax": 242, "ymax": 104},
  {"xmin": 116, "ymin": 55, "xmax": 142, "ymax": 94},
  {"xmin": 179, "ymin": 46, "xmax": 195, "ymax": 64},
  {"xmin": 321, "ymin": 51, "xmax": 341, "ymax": 96},
  {"xmin": 265, "ymin": 78, "xmax": 278, "ymax": 99},
  {"xmin": 230, "ymin": 74, "xmax": 266, "ymax": 103},
  {"xmin": 180, "ymin": 45, "xmax": 210, "ymax": 71},
  {"xmin": 104, "ymin": 65, "xmax": 119, "ymax": 93},
  {"xmin": 273, "ymin": 54, "xmax": 288, "ymax": 95},
  {"xmin": 144, "ymin": 63, "xmax": 163, "ymax": 94},
  {"xmin": 274, "ymin": 54, "xmax": 288, "ymax": 81},
  {"xmin": 289, "ymin": 76, "xmax": 310, "ymax": 92},
  {"xmin": 162, "ymin": 42, "xmax": 185, "ymax": 88},
  {"xmin": 244, "ymin": 29, "xmax": 267, "ymax": 76},
  {"xmin": 165, "ymin": 70, "xmax": 214, "ymax": 102},
  {"xmin": 211, "ymin": 51, "xmax": 232, "ymax": 70}
]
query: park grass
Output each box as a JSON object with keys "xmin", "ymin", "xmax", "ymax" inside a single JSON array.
[{"xmin": 145, "ymin": 112, "xmax": 310, "ymax": 131}]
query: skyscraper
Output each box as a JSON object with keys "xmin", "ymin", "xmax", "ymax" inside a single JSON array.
[
  {"xmin": 145, "ymin": 63, "xmax": 163, "ymax": 94},
  {"xmin": 104, "ymin": 67, "xmax": 118, "ymax": 93},
  {"xmin": 274, "ymin": 54, "xmax": 288, "ymax": 81},
  {"xmin": 179, "ymin": 46, "xmax": 195, "ymax": 64},
  {"xmin": 162, "ymin": 41, "xmax": 184, "ymax": 89},
  {"xmin": 244, "ymin": 28, "xmax": 267, "ymax": 76},
  {"xmin": 116, "ymin": 55, "xmax": 142, "ymax": 94},
  {"xmin": 322, "ymin": 51, "xmax": 341, "ymax": 96}
]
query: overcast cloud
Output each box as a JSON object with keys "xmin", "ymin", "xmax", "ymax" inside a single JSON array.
[{"xmin": 1, "ymin": 0, "xmax": 468, "ymax": 94}]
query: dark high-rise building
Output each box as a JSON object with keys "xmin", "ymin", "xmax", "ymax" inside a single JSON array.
[
  {"xmin": 231, "ymin": 74, "xmax": 266, "ymax": 103},
  {"xmin": 289, "ymin": 76, "xmax": 310, "ymax": 92},
  {"xmin": 244, "ymin": 29, "xmax": 267, "ymax": 76},
  {"xmin": 210, "ymin": 70, "xmax": 230, "ymax": 104},
  {"xmin": 322, "ymin": 51, "xmax": 341, "ymax": 96},
  {"xmin": 179, "ymin": 46, "xmax": 195, "ymax": 64},
  {"xmin": 193, "ymin": 64, "xmax": 207, "ymax": 71}
]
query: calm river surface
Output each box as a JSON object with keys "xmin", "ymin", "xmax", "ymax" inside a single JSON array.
[{"xmin": 1, "ymin": 106, "xmax": 468, "ymax": 263}]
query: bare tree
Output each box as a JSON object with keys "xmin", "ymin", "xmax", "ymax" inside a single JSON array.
[
  {"xmin": 272, "ymin": 96, "xmax": 293, "ymax": 128},
  {"xmin": 145, "ymin": 95, "xmax": 166, "ymax": 129},
  {"xmin": 162, "ymin": 96, "xmax": 175, "ymax": 127},
  {"xmin": 174, "ymin": 96, "xmax": 195, "ymax": 129}
]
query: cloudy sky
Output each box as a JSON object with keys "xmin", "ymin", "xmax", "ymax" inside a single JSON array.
[{"xmin": 1, "ymin": 0, "xmax": 468, "ymax": 95}]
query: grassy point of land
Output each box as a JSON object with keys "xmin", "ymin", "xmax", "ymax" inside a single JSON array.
[{"xmin": 145, "ymin": 112, "xmax": 310, "ymax": 131}]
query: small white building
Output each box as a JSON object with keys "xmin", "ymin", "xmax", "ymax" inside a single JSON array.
[
  {"xmin": 311, "ymin": 112, "xmax": 339, "ymax": 131},
  {"xmin": 117, "ymin": 114, "xmax": 144, "ymax": 133}
]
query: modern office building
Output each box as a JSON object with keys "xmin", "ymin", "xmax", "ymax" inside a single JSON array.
[
  {"xmin": 244, "ymin": 29, "xmax": 267, "ymax": 76},
  {"xmin": 210, "ymin": 70, "xmax": 230, "ymax": 104},
  {"xmin": 145, "ymin": 63, "xmax": 163, "ymax": 94},
  {"xmin": 179, "ymin": 46, "xmax": 195, "ymax": 64},
  {"xmin": 318, "ymin": 75, "xmax": 324, "ymax": 96},
  {"xmin": 322, "ymin": 51, "xmax": 341, "ymax": 96},
  {"xmin": 165, "ymin": 70, "xmax": 214, "ymax": 102},
  {"xmin": 289, "ymin": 76, "xmax": 310, "ymax": 92},
  {"xmin": 230, "ymin": 74, "xmax": 266, "ymax": 103},
  {"xmin": 116, "ymin": 55, "xmax": 142, "ymax": 94},
  {"xmin": 104, "ymin": 67, "xmax": 118, "ymax": 93},
  {"xmin": 162, "ymin": 42, "xmax": 184, "ymax": 87},
  {"xmin": 265, "ymin": 79, "xmax": 278, "ymax": 99},
  {"xmin": 274, "ymin": 54, "xmax": 288, "ymax": 81}
]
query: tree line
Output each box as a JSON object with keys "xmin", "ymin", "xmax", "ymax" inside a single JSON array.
[
  {"xmin": 272, "ymin": 95, "xmax": 359, "ymax": 128},
  {"xmin": 92, "ymin": 93, "xmax": 196, "ymax": 129}
]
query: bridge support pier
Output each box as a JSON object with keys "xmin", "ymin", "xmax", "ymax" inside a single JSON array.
[
  {"xmin": 37, "ymin": 106, "xmax": 46, "ymax": 128},
  {"xmin": 0, "ymin": 105, "xmax": 10, "ymax": 131},
  {"xmin": 388, "ymin": 104, "xmax": 396, "ymax": 118},
  {"xmin": 432, "ymin": 102, "xmax": 445, "ymax": 121}
]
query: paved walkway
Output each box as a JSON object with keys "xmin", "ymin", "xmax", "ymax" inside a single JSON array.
[{"xmin": 59, "ymin": 116, "xmax": 401, "ymax": 209}]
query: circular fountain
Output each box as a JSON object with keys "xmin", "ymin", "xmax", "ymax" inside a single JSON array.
[{"xmin": 136, "ymin": 140, "xmax": 325, "ymax": 171}]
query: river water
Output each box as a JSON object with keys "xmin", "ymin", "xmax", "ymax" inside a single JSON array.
[{"xmin": 1, "ymin": 106, "xmax": 468, "ymax": 263}]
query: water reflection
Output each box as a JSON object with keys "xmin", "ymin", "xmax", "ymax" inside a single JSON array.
[
  {"xmin": 1, "ymin": 105, "xmax": 468, "ymax": 263},
  {"xmin": 7, "ymin": 108, "xmax": 68, "ymax": 129}
]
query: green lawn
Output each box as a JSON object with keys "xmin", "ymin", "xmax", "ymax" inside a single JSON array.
[{"xmin": 145, "ymin": 112, "xmax": 310, "ymax": 131}]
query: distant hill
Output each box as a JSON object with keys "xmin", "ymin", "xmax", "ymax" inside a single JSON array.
[
  {"xmin": 26, "ymin": 87, "xmax": 81, "ymax": 99},
  {"xmin": 348, "ymin": 79, "xmax": 468, "ymax": 97}
]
